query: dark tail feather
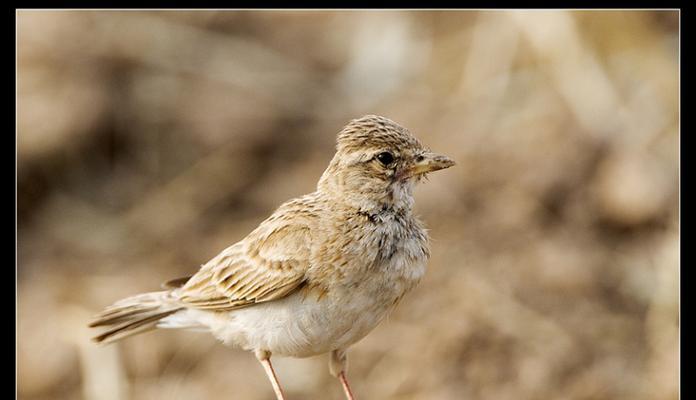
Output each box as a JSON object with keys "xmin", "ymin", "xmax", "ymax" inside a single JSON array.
[{"xmin": 89, "ymin": 291, "xmax": 183, "ymax": 345}]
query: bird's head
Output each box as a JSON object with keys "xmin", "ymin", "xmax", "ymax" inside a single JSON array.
[{"xmin": 318, "ymin": 115, "xmax": 455, "ymax": 213}]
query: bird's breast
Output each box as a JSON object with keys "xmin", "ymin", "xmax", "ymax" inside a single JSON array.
[{"xmin": 368, "ymin": 214, "xmax": 430, "ymax": 279}]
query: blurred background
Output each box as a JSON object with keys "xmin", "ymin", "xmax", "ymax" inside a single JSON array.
[{"xmin": 17, "ymin": 10, "xmax": 679, "ymax": 400}]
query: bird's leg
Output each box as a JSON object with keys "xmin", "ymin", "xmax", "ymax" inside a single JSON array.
[
  {"xmin": 338, "ymin": 371, "xmax": 355, "ymax": 400},
  {"xmin": 256, "ymin": 350, "xmax": 286, "ymax": 400},
  {"xmin": 330, "ymin": 349, "xmax": 355, "ymax": 400}
]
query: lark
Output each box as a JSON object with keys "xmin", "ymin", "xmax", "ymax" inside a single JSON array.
[{"xmin": 89, "ymin": 115, "xmax": 455, "ymax": 400}]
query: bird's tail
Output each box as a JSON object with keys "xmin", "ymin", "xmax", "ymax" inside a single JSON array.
[{"xmin": 88, "ymin": 291, "xmax": 183, "ymax": 345}]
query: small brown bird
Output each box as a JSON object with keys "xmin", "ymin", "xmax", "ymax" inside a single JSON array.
[{"xmin": 89, "ymin": 115, "xmax": 455, "ymax": 400}]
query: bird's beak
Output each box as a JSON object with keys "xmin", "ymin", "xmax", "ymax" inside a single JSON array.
[{"xmin": 402, "ymin": 151, "xmax": 456, "ymax": 179}]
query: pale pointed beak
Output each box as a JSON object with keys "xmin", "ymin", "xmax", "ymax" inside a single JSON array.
[{"xmin": 402, "ymin": 151, "xmax": 456, "ymax": 179}]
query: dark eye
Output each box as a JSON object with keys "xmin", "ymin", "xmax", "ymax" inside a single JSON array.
[{"xmin": 376, "ymin": 152, "xmax": 394, "ymax": 166}]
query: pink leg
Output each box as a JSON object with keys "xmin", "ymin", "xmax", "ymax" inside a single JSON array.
[
  {"xmin": 338, "ymin": 371, "xmax": 356, "ymax": 400},
  {"xmin": 257, "ymin": 351, "xmax": 286, "ymax": 400}
]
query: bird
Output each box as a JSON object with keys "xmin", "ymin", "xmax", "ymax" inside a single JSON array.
[{"xmin": 88, "ymin": 115, "xmax": 455, "ymax": 400}]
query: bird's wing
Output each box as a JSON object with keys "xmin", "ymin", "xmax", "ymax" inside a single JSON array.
[{"xmin": 175, "ymin": 220, "xmax": 311, "ymax": 311}]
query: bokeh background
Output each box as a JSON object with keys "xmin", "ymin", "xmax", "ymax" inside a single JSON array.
[{"xmin": 17, "ymin": 10, "xmax": 679, "ymax": 400}]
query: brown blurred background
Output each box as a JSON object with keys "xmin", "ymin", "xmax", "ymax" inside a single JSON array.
[{"xmin": 17, "ymin": 10, "xmax": 679, "ymax": 400}]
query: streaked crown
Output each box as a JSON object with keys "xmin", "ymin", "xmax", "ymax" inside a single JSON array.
[{"xmin": 336, "ymin": 115, "xmax": 424, "ymax": 154}]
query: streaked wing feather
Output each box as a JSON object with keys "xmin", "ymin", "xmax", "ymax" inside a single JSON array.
[{"xmin": 177, "ymin": 224, "xmax": 311, "ymax": 311}]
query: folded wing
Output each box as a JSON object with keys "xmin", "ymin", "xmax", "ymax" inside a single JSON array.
[{"xmin": 177, "ymin": 222, "xmax": 311, "ymax": 311}]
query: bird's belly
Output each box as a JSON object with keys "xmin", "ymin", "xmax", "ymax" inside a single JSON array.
[{"xmin": 191, "ymin": 280, "xmax": 413, "ymax": 358}]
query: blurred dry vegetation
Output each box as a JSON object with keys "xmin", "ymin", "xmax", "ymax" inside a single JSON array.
[{"xmin": 17, "ymin": 10, "xmax": 678, "ymax": 400}]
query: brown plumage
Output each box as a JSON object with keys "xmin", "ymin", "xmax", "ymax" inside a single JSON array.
[{"xmin": 88, "ymin": 115, "xmax": 455, "ymax": 400}]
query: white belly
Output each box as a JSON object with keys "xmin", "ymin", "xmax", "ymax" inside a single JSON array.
[
  {"xmin": 166, "ymin": 262, "xmax": 424, "ymax": 357},
  {"xmin": 175, "ymin": 290, "xmax": 383, "ymax": 357}
]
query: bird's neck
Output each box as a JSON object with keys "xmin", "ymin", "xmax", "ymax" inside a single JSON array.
[
  {"xmin": 318, "ymin": 180, "xmax": 415, "ymax": 217},
  {"xmin": 317, "ymin": 157, "xmax": 416, "ymax": 216}
]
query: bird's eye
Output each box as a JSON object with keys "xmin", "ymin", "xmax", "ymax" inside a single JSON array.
[{"xmin": 376, "ymin": 152, "xmax": 394, "ymax": 166}]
